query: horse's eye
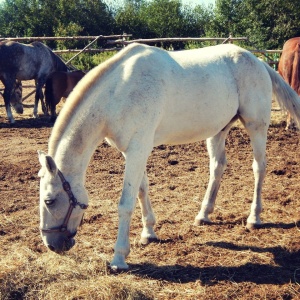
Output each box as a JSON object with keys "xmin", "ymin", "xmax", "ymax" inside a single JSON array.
[{"xmin": 44, "ymin": 199, "xmax": 56, "ymax": 206}]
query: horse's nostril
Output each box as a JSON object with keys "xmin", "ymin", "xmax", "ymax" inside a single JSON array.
[{"xmin": 48, "ymin": 245, "xmax": 56, "ymax": 252}]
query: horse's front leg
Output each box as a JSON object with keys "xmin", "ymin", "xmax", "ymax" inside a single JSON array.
[
  {"xmin": 110, "ymin": 145, "xmax": 151, "ymax": 271},
  {"xmin": 3, "ymin": 83, "xmax": 15, "ymax": 123},
  {"xmin": 33, "ymin": 80, "xmax": 40, "ymax": 118},
  {"xmin": 194, "ymin": 129, "xmax": 229, "ymax": 225}
]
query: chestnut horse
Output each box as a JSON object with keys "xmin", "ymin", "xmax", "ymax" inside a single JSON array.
[
  {"xmin": 0, "ymin": 41, "xmax": 68, "ymax": 123},
  {"xmin": 45, "ymin": 70, "xmax": 85, "ymax": 121},
  {"xmin": 278, "ymin": 37, "xmax": 300, "ymax": 129}
]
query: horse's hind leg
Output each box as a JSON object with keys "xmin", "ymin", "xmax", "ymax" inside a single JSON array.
[
  {"xmin": 138, "ymin": 171, "xmax": 158, "ymax": 245},
  {"xmin": 243, "ymin": 121, "xmax": 268, "ymax": 229},
  {"xmin": 50, "ymin": 99, "xmax": 57, "ymax": 122},
  {"xmin": 194, "ymin": 125, "xmax": 231, "ymax": 225},
  {"xmin": 285, "ymin": 113, "xmax": 297, "ymax": 130}
]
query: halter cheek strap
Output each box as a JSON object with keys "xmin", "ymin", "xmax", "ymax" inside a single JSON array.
[{"xmin": 40, "ymin": 169, "xmax": 88, "ymax": 237}]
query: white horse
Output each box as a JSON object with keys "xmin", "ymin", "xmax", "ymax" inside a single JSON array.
[{"xmin": 38, "ymin": 43, "xmax": 300, "ymax": 271}]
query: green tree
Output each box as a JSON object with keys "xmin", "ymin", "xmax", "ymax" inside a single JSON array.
[
  {"xmin": 0, "ymin": 0, "xmax": 115, "ymax": 40},
  {"xmin": 140, "ymin": 0, "xmax": 187, "ymax": 38},
  {"xmin": 211, "ymin": 0, "xmax": 300, "ymax": 49},
  {"xmin": 212, "ymin": 0, "xmax": 251, "ymax": 39},
  {"xmin": 115, "ymin": 0, "xmax": 214, "ymax": 49},
  {"xmin": 0, "ymin": 0, "xmax": 40, "ymax": 37},
  {"xmin": 191, "ymin": 3, "xmax": 214, "ymax": 37},
  {"xmin": 240, "ymin": 0, "xmax": 300, "ymax": 48},
  {"xmin": 115, "ymin": 0, "xmax": 150, "ymax": 38}
]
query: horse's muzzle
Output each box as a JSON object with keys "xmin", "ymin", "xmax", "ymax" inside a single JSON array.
[
  {"xmin": 47, "ymin": 237, "xmax": 76, "ymax": 253},
  {"xmin": 44, "ymin": 230, "xmax": 77, "ymax": 253},
  {"xmin": 12, "ymin": 103, "xmax": 24, "ymax": 114}
]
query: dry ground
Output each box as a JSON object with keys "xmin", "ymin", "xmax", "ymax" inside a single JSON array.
[{"xmin": 0, "ymin": 83, "xmax": 299, "ymax": 299}]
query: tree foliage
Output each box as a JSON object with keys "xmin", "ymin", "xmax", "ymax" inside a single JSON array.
[{"xmin": 0, "ymin": 0, "xmax": 115, "ymax": 47}]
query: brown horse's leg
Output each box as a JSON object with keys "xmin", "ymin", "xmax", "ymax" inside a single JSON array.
[
  {"xmin": 33, "ymin": 78, "xmax": 48, "ymax": 118},
  {"xmin": 50, "ymin": 101, "xmax": 57, "ymax": 122},
  {"xmin": 40, "ymin": 90, "xmax": 48, "ymax": 116}
]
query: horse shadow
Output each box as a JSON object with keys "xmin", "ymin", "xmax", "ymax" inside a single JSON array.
[
  {"xmin": 128, "ymin": 222, "xmax": 300, "ymax": 286},
  {"xmin": 0, "ymin": 115, "xmax": 53, "ymax": 128}
]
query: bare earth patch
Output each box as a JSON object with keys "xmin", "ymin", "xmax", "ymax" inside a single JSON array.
[{"xmin": 0, "ymin": 83, "xmax": 299, "ymax": 299}]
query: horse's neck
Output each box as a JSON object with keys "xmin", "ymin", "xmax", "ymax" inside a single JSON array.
[
  {"xmin": 50, "ymin": 121, "xmax": 102, "ymax": 183},
  {"xmin": 52, "ymin": 52, "xmax": 68, "ymax": 72}
]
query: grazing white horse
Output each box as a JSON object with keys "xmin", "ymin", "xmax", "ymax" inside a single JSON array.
[{"xmin": 38, "ymin": 43, "xmax": 300, "ymax": 271}]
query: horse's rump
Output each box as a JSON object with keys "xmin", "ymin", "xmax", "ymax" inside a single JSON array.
[
  {"xmin": 278, "ymin": 38, "xmax": 300, "ymax": 93},
  {"xmin": 291, "ymin": 44, "xmax": 300, "ymax": 94},
  {"xmin": 278, "ymin": 37, "xmax": 300, "ymax": 128}
]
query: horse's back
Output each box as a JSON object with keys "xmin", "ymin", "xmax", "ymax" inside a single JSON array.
[
  {"xmin": 0, "ymin": 41, "xmax": 26, "ymax": 72},
  {"xmin": 0, "ymin": 41, "xmax": 58, "ymax": 79},
  {"xmin": 67, "ymin": 71, "xmax": 85, "ymax": 86}
]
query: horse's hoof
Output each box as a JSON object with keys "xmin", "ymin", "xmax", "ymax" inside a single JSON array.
[
  {"xmin": 139, "ymin": 236, "xmax": 159, "ymax": 245},
  {"xmin": 246, "ymin": 222, "xmax": 262, "ymax": 230},
  {"xmin": 194, "ymin": 218, "xmax": 212, "ymax": 226},
  {"xmin": 109, "ymin": 263, "xmax": 129, "ymax": 273}
]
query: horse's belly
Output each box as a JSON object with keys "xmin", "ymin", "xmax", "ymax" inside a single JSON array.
[
  {"xmin": 16, "ymin": 70, "xmax": 36, "ymax": 81},
  {"xmin": 154, "ymin": 121, "xmax": 227, "ymax": 146},
  {"xmin": 154, "ymin": 111, "xmax": 236, "ymax": 146},
  {"xmin": 154, "ymin": 130, "xmax": 217, "ymax": 146},
  {"xmin": 153, "ymin": 93, "xmax": 238, "ymax": 146}
]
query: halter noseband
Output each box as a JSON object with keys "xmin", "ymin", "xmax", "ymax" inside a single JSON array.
[{"xmin": 40, "ymin": 169, "xmax": 88, "ymax": 237}]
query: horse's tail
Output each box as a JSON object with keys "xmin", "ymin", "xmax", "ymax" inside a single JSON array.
[
  {"xmin": 263, "ymin": 61, "xmax": 300, "ymax": 128},
  {"xmin": 45, "ymin": 76, "xmax": 54, "ymax": 114}
]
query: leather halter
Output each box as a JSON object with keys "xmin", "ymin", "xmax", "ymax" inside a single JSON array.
[{"xmin": 40, "ymin": 169, "xmax": 88, "ymax": 237}]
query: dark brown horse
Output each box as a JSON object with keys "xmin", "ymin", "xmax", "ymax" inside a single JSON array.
[
  {"xmin": 278, "ymin": 37, "xmax": 300, "ymax": 130},
  {"xmin": 0, "ymin": 41, "xmax": 68, "ymax": 123},
  {"xmin": 45, "ymin": 70, "xmax": 85, "ymax": 121}
]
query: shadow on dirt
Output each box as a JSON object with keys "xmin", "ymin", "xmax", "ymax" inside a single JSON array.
[
  {"xmin": 131, "ymin": 259, "xmax": 299, "ymax": 285},
  {"xmin": 130, "ymin": 222, "xmax": 300, "ymax": 285},
  {"xmin": 0, "ymin": 116, "xmax": 53, "ymax": 128}
]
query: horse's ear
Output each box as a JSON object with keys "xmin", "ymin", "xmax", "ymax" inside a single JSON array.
[{"xmin": 38, "ymin": 150, "xmax": 58, "ymax": 177}]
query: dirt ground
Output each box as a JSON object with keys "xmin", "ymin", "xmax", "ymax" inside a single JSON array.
[{"xmin": 0, "ymin": 83, "xmax": 299, "ymax": 299}]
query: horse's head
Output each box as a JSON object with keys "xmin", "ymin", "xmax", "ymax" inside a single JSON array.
[
  {"xmin": 38, "ymin": 151, "xmax": 88, "ymax": 253},
  {"xmin": 10, "ymin": 80, "xmax": 23, "ymax": 114}
]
